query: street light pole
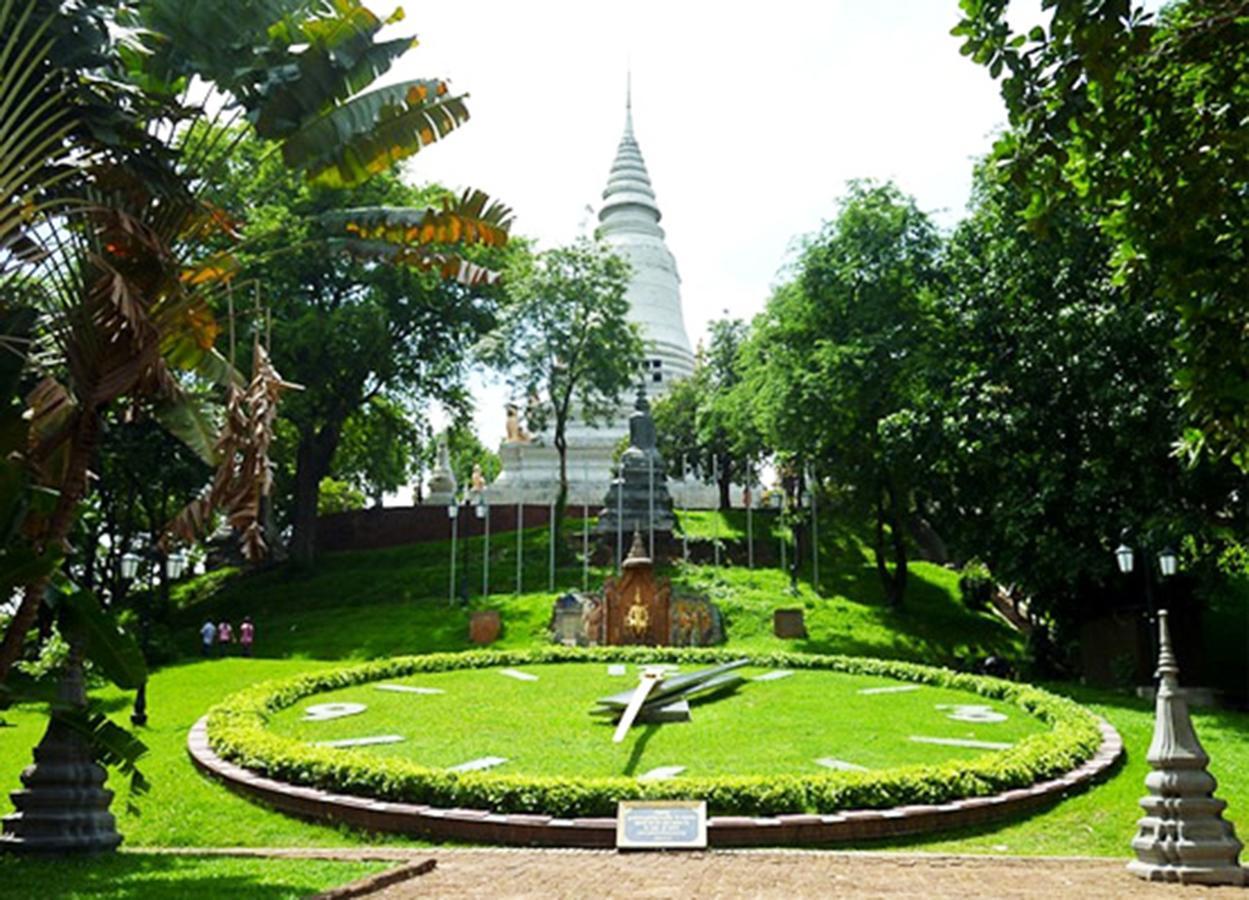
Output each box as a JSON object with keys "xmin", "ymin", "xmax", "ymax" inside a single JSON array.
[
  {"xmin": 1114, "ymin": 540, "xmax": 1179, "ymax": 665},
  {"xmin": 477, "ymin": 491, "xmax": 489, "ymax": 598},
  {"xmin": 448, "ymin": 500, "xmax": 459, "ymax": 606}
]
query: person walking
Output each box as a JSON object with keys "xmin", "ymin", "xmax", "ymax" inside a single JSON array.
[
  {"xmin": 239, "ymin": 617, "xmax": 254, "ymax": 657},
  {"xmin": 200, "ymin": 620, "xmax": 215, "ymax": 657},
  {"xmin": 217, "ymin": 620, "xmax": 234, "ymax": 656}
]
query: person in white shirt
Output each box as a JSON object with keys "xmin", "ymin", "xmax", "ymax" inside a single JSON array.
[{"xmin": 200, "ymin": 621, "xmax": 216, "ymax": 657}]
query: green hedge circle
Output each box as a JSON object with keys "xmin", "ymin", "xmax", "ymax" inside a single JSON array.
[{"xmin": 204, "ymin": 646, "xmax": 1103, "ymax": 818}]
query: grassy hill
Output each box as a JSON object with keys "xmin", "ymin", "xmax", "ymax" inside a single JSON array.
[{"xmin": 168, "ymin": 512, "xmax": 1023, "ymax": 667}]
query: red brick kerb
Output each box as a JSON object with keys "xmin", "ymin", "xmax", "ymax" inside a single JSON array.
[{"xmin": 187, "ymin": 717, "xmax": 1122, "ymax": 848}]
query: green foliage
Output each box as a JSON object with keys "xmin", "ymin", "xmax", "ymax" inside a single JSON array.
[
  {"xmin": 922, "ymin": 160, "xmax": 1245, "ymax": 634},
  {"xmin": 204, "ymin": 647, "xmax": 1103, "ymax": 818},
  {"xmin": 333, "ymin": 396, "xmax": 421, "ymax": 505},
  {"xmin": 482, "ymin": 237, "xmax": 642, "ymax": 543},
  {"xmin": 653, "ymin": 317, "xmax": 763, "ymax": 509},
  {"xmin": 743, "ymin": 181, "xmax": 943, "ymax": 607},
  {"xmin": 958, "ymin": 559, "xmax": 994, "ymax": 612},
  {"xmin": 954, "ymin": 0, "xmax": 1249, "ymax": 467},
  {"xmin": 316, "ymin": 478, "xmax": 366, "ymax": 516}
]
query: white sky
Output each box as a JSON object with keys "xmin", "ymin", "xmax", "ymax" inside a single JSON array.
[{"xmin": 376, "ymin": 1, "xmax": 1121, "ymax": 453}]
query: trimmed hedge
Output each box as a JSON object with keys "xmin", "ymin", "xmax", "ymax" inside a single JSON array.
[{"xmin": 204, "ymin": 647, "xmax": 1104, "ymax": 818}]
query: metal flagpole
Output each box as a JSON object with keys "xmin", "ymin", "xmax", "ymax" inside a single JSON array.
[
  {"xmin": 448, "ymin": 501, "xmax": 458, "ymax": 606},
  {"xmin": 647, "ymin": 451, "xmax": 655, "ymax": 559},
  {"xmin": 549, "ymin": 499, "xmax": 555, "ymax": 592},
  {"xmin": 582, "ymin": 461, "xmax": 589, "ymax": 592},
  {"xmin": 516, "ymin": 498, "xmax": 523, "ymax": 596},
  {"xmin": 713, "ymin": 454, "xmax": 721, "ymax": 567},
  {"xmin": 681, "ymin": 454, "xmax": 688, "ymax": 564},
  {"xmin": 808, "ymin": 462, "xmax": 819, "ymax": 592},
  {"xmin": 482, "ymin": 490, "xmax": 490, "ymax": 598},
  {"xmin": 616, "ymin": 463, "xmax": 624, "ymax": 573},
  {"xmin": 747, "ymin": 459, "xmax": 754, "ymax": 569}
]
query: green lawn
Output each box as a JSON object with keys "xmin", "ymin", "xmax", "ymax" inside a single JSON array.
[
  {"xmin": 269, "ymin": 663, "xmax": 1045, "ymax": 777},
  {"xmin": 2, "ymin": 527, "xmax": 1246, "ymax": 873},
  {"xmin": 0, "ymin": 853, "xmax": 387, "ymax": 899}
]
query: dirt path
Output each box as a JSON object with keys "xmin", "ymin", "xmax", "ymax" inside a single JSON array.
[{"xmin": 292, "ymin": 848, "xmax": 1245, "ymax": 899}]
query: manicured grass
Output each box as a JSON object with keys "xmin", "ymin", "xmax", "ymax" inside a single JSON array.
[
  {"xmin": 0, "ymin": 660, "xmax": 413, "ymax": 849},
  {"xmin": 169, "ymin": 524, "xmax": 1022, "ymax": 667},
  {"xmin": 3, "ymin": 531, "xmax": 1245, "ymax": 866},
  {"xmin": 852, "ymin": 685, "xmax": 1249, "ymax": 858},
  {"xmin": 270, "ymin": 663, "xmax": 1045, "ymax": 777},
  {"xmin": 0, "ymin": 852, "xmax": 386, "ymax": 899}
]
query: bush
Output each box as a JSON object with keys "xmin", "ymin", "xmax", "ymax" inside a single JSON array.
[
  {"xmin": 958, "ymin": 559, "xmax": 995, "ymax": 611},
  {"xmin": 205, "ymin": 647, "xmax": 1104, "ymax": 819}
]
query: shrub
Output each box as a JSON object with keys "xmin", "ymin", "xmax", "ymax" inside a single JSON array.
[
  {"xmin": 205, "ymin": 648, "xmax": 1105, "ymax": 819},
  {"xmin": 958, "ymin": 558, "xmax": 995, "ymax": 611}
]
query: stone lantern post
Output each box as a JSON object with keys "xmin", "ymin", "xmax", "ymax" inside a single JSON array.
[{"xmin": 1128, "ymin": 609, "xmax": 1244, "ymax": 885}]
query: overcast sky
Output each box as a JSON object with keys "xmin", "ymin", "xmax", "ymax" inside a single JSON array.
[{"xmin": 376, "ymin": 1, "xmax": 1059, "ymax": 452}]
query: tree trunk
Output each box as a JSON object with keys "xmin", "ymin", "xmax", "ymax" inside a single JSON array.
[
  {"xmin": 289, "ymin": 424, "xmax": 342, "ymax": 567},
  {"xmin": 877, "ymin": 482, "xmax": 908, "ymax": 609},
  {"xmin": 553, "ymin": 420, "xmax": 568, "ymax": 562},
  {"xmin": 872, "ymin": 493, "xmax": 903, "ymax": 609},
  {"xmin": 717, "ymin": 456, "xmax": 733, "ymax": 510}
]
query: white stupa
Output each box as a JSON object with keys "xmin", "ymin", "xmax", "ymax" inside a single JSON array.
[{"xmin": 488, "ymin": 85, "xmax": 709, "ymax": 507}]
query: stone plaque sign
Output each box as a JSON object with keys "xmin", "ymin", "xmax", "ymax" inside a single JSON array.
[{"xmin": 616, "ymin": 800, "xmax": 707, "ymax": 850}]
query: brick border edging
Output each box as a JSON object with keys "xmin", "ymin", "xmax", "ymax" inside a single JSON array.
[{"xmin": 187, "ymin": 717, "xmax": 1122, "ymax": 848}]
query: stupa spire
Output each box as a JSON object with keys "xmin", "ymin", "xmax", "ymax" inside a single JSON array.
[{"xmin": 598, "ymin": 77, "xmax": 662, "ymax": 238}]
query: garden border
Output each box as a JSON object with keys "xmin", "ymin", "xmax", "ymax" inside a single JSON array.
[
  {"xmin": 188, "ymin": 715, "xmax": 1121, "ymax": 847},
  {"xmin": 190, "ymin": 647, "xmax": 1123, "ymax": 846}
]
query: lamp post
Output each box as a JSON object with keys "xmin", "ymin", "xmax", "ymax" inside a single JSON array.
[
  {"xmin": 128, "ymin": 548, "xmax": 186, "ymax": 727},
  {"xmin": 1114, "ymin": 539, "xmax": 1179, "ymax": 661},
  {"xmin": 477, "ymin": 491, "xmax": 489, "ymax": 598},
  {"xmin": 448, "ymin": 500, "xmax": 460, "ymax": 606}
]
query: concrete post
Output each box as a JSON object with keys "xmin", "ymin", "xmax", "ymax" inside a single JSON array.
[{"xmin": 1128, "ymin": 609, "xmax": 1245, "ymax": 885}]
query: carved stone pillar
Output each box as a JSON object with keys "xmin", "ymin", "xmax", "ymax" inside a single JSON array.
[
  {"xmin": 1, "ymin": 642, "xmax": 122, "ymax": 853},
  {"xmin": 1128, "ymin": 609, "xmax": 1243, "ymax": 885}
]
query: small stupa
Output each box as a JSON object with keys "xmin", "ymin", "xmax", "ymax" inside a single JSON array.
[
  {"xmin": 596, "ymin": 386, "xmax": 675, "ymax": 537},
  {"xmin": 424, "ymin": 432, "xmax": 457, "ymax": 506},
  {"xmin": 1128, "ymin": 609, "xmax": 1245, "ymax": 885}
]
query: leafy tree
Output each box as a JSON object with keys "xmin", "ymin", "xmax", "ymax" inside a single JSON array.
[
  {"xmin": 742, "ymin": 182, "xmax": 942, "ymax": 608},
  {"xmin": 0, "ymin": 0, "xmax": 511, "ymax": 852},
  {"xmin": 923, "ymin": 160, "xmax": 1246, "ymax": 649},
  {"xmin": 953, "ymin": 0, "xmax": 1249, "ymax": 467},
  {"xmin": 208, "ymin": 134, "xmax": 511, "ymax": 565},
  {"xmin": 483, "ymin": 239, "xmax": 642, "ymax": 549},
  {"xmin": 653, "ymin": 318, "xmax": 764, "ymax": 509},
  {"xmin": 333, "ymin": 397, "xmax": 424, "ymax": 508},
  {"xmin": 317, "ymin": 478, "xmax": 367, "ymax": 516}
]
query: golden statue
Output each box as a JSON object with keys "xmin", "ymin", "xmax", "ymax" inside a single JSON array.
[
  {"xmin": 504, "ymin": 404, "xmax": 532, "ymax": 444},
  {"xmin": 625, "ymin": 586, "xmax": 649, "ymax": 637}
]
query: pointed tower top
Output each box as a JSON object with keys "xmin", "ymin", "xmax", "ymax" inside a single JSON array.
[{"xmin": 598, "ymin": 77, "xmax": 663, "ymax": 238}]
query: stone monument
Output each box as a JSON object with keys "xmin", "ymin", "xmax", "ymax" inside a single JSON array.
[
  {"xmin": 596, "ymin": 387, "xmax": 675, "ymax": 538},
  {"xmin": 1128, "ymin": 609, "xmax": 1245, "ymax": 885},
  {"xmin": 600, "ymin": 531, "xmax": 671, "ymax": 646},
  {"xmin": 424, "ymin": 432, "xmax": 457, "ymax": 507}
]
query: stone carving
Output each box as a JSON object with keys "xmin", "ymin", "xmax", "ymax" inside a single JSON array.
[
  {"xmin": 504, "ymin": 404, "xmax": 532, "ymax": 444},
  {"xmin": 550, "ymin": 593, "xmax": 593, "ymax": 646},
  {"xmin": 1128, "ymin": 609, "xmax": 1245, "ymax": 885},
  {"xmin": 425, "ymin": 431, "xmax": 457, "ymax": 506},
  {"xmin": 470, "ymin": 463, "xmax": 487, "ymax": 494},
  {"xmin": 670, "ymin": 598, "xmax": 723, "ymax": 647},
  {"xmin": 596, "ymin": 388, "xmax": 676, "ymax": 537},
  {"xmin": 602, "ymin": 532, "xmax": 671, "ymax": 646}
]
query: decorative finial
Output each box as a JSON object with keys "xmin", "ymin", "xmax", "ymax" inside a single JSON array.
[
  {"xmin": 624, "ymin": 70, "xmax": 634, "ymax": 136},
  {"xmin": 1155, "ymin": 609, "xmax": 1179, "ymax": 680}
]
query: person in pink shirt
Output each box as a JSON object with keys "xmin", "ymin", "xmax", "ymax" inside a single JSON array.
[
  {"xmin": 239, "ymin": 617, "xmax": 255, "ymax": 657},
  {"xmin": 217, "ymin": 620, "xmax": 233, "ymax": 656}
]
